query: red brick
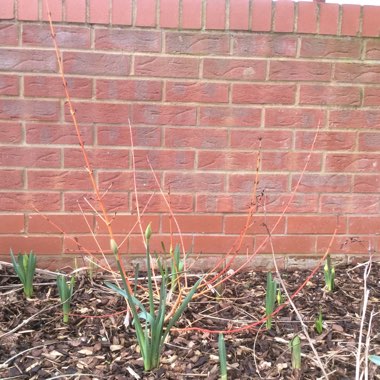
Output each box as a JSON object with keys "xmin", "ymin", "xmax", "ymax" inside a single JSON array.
[
  {"xmin": 134, "ymin": 149, "xmax": 195, "ymax": 170},
  {"xmin": 232, "ymin": 34, "xmax": 297, "ymax": 57},
  {"xmin": 134, "ymin": 56, "xmax": 199, "ymax": 78},
  {"xmin": 0, "ymin": 215, "xmax": 24, "ymax": 234},
  {"xmin": 0, "ymin": 122, "xmax": 22, "ymax": 143},
  {"xmin": 230, "ymin": 130, "xmax": 292, "ymax": 150},
  {"xmin": 160, "ymin": 0, "xmax": 179, "ymax": 28},
  {"xmin": 200, "ymin": 106, "xmax": 261, "ymax": 127},
  {"xmin": 274, "ymin": 1, "xmax": 294, "ymax": 33},
  {"xmin": 23, "ymin": 25, "xmax": 91, "ymax": 49},
  {"xmin": 257, "ymin": 235, "xmax": 316, "ymax": 255},
  {"xmin": 182, "ymin": 0, "xmax": 202, "ymax": 29},
  {"xmin": 362, "ymin": 6, "xmax": 380, "ymax": 37},
  {"xmin": 0, "ymin": 99, "xmax": 59, "ymax": 121},
  {"xmin": 292, "ymin": 174, "xmax": 351, "ymax": 193},
  {"xmin": 63, "ymin": 234, "xmax": 117, "ymax": 255},
  {"xmin": 0, "ymin": 192, "xmax": 61, "ymax": 211},
  {"xmin": 98, "ymin": 171, "xmax": 159, "ymax": 191},
  {"xmin": 166, "ymin": 81, "xmax": 228, "ymax": 103},
  {"xmin": 63, "ymin": 52, "xmax": 130, "ymax": 76},
  {"xmin": 166, "ymin": 32, "xmax": 229, "ymax": 55},
  {"xmin": 95, "ymin": 29, "xmax": 160, "ymax": 52},
  {"xmin": 165, "ymin": 127, "xmax": 228, "ymax": 149},
  {"xmin": 325, "ymin": 153, "xmax": 380, "ymax": 173},
  {"xmin": 0, "ymin": 169, "xmax": 23, "ymax": 189},
  {"xmin": 97, "ymin": 125, "xmax": 161, "ymax": 147},
  {"xmin": 112, "ymin": 0, "xmax": 132, "ymax": 25},
  {"xmin": 0, "ymin": 236, "xmax": 62, "ymax": 255},
  {"xmin": 229, "ymin": 0, "xmax": 249, "ymax": 30},
  {"xmin": 297, "ymin": 2, "xmax": 317, "ymax": 34},
  {"xmin": 28, "ymin": 214, "xmax": 94, "ymax": 234},
  {"xmin": 24, "ymin": 76, "xmax": 92, "ymax": 98},
  {"xmin": 96, "ymin": 214, "xmax": 159, "ymax": 234},
  {"xmin": 135, "ymin": 0, "xmax": 157, "ymax": 27},
  {"xmin": 64, "ymin": 192, "xmax": 129, "ymax": 213},
  {"xmin": 197, "ymin": 151, "xmax": 257, "ymax": 171},
  {"xmin": 329, "ymin": 110, "xmax": 380, "ymax": 130},
  {"xmin": 0, "ymin": 49, "xmax": 57, "ymax": 72},
  {"xmin": 259, "ymin": 193, "xmax": 319, "ymax": 213},
  {"xmin": 64, "ymin": 102, "xmax": 130, "ymax": 124},
  {"xmin": 65, "ymin": 0, "xmax": 86, "ymax": 22},
  {"xmin": 64, "ymin": 148, "xmax": 129, "ymax": 169},
  {"xmin": 0, "ymin": 146, "xmax": 60, "ymax": 168},
  {"xmin": 265, "ymin": 108, "xmax": 325, "ymax": 129},
  {"xmin": 164, "ymin": 172, "xmax": 225, "ymax": 192},
  {"xmin": 317, "ymin": 235, "xmax": 370, "ymax": 256},
  {"xmin": 42, "ymin": 0, "xmax": 62, "ymax": 22},
  {"xmin": 26, "ymin": 123, "xmax": 93, "ymax": 145},
  {"xmin": 358, "ymin": 132, "xmax": 380, "ymax": 151},
  {"xmin": 269, "ymin": 61, "xmax": 331, "ymax": 82},
  {"xmin": 0, "ymin": 75, "xmax": 19, "ymax": 96},
  {"xmin": 96, "ymin": 79, "xmax": 161, "ymax": 101},
  {"xmin": 132, "ymin": 193, "xmax": 193, "ymax": 213},
  {"xmin": 232, "ymin": 84, "xmax": 296, "ymax": 105},
  {"xmin": 365, "ymin": 40, "xmax": 380, "ymax": 60},
  {"xmin": 299, "ymin": 85, "xmax": 360, "ymax": 106},
  {"xmin": 194, "ymin": 235, "xmax": 252, "ymax": 254},
  {"xmin": 341, "ymin": 5, "xmax": 360, "ymax": 37},
  {"xmin": 0, "ymin": 0, "xmax": 14, "ymax": 19},
  {"xmin": 205, "ymin": 0, "xmax": 226, "ymax": 30},
  {"xmin": 295, "ymin": 131, "xmax": 356, "ymax": 152},
  {"xmin": 228, "ymin": 173, "xmax": 288, "ymax": 193},
  {"xmin": 353, "ymin": 175, "xmax": 380, "ymax": 193},
  {"xmin": 319, "ymin": 3, "xmax": 339, "ymax": 35},
  {"xmin": 28, "ymin": 170, "xmax": 91, "ymax": 190},
  {"xmin": 132, "ymin": 104, "xmax": 196, "ymax": 126},
  {"xmin": 196, "ymin": 193, "xmax": 254, "ymax": 213},
  {"xmin": 287, "ymin": 215, "xmax": 345, "ymax": 234},
  {"xmin": 301, "ymin": 37, "xmax": 360, "ymax": 59},
  {"xmin": 203, "ymin": 58, "xmax": 266, "ymax": 81},
  {"xmin": 251, "ymin": 0, "xmax": 272, "ymax": 32},
  {"xmin": 320, "ymin": 194, "xmax": 379, "ymax": 214},
  {"xmin": 348, "ymin": 216, "xmax": 380, "ymax": 235},
  {"xmin": 224, "ymin": 215, "xmax": 286, "ymax": 235},
  {"xmin": 261, "ymin": 152, "xmax": 322, "ymax": 172},
  {"xmin": 162, "ymin": 215, "xmax": 223, "ymax": 234},
  {"xmin": 89, "ymin": 0, "xmax": 110, "ymax": 24},
  {"xmin": 18, "ymin": 0, "xmax": 38, "ymax": 20},
  {"xmin": 0, "ymin": 24, "xmax": 18, "ymax": 45}
]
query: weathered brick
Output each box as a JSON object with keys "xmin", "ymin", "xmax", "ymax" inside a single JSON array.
[
  {"xmin": 295, "ymin": 131, "xmax": 356, "ymax": 151},
  {"xmin": 325, "ymin": 153, "xmax": 380, "ymax": 173},
  {"xmin": 228, "ymin": 173, "xmax": 288, "ymax": 193},
  {"xmin": 98, "ymin": 171, "xmax": 159, "ymax": 191},
  {"xmin": 166, "ymin": 81, "xmax": 228, "ymax": 103},
  {"xmin": 64, "ymin": 192, "xmax": 129, "ymax": 212},
  {"xmin": 96, "ymin": 79, "xmax": 162, "ymax": 101},
  {"xmin": 299, "ymin": 85, "xmax": 360, "ymax": 106},
  {"xmin": 232, "ymin": 34, "xmax": 297, "ymax": 57},
  {"xmin": 230, "ymin": 130, "xmax": 292, "ymax": 150},
  {"xmin": 0, "ymin": 99, "xmax": 60, "ymax": 121},
  {"xmin": 164, "ymin": 172, "xmax": 225, "ymax": 192},
  {"xmin": 203, "ymin": 58, "xmax": 266, "ymax": 80},
  {"xmin": 358, "ymin": 132, "xmax": 380, "ymax": 151},
  {"xmin": 63, "ymin": 52, "xmax": 130, "ymax": 76},
  {"xmin": 132, "ymin": 104, "xmax": 196, "ymax": 126},
  {"xmin": 0, "ymin": 24, "xmax": 18, "ymax": 45},
  {"xmin": 365, "ymin": 40, "xmax": 380, "ymax": 60},
  {"xmin": 0, "ymin": 75, "xmax": 19, "ymax": 96},
  {"xmin": 353, "ymin": 174, "xmax": 380, "ymax": 193},
  {"xmin": 257, "ymin": 235, "xmax": 316, "ymax": 255},
  {"xmin": 329, "ymin": 110, "xmax": 380, "ymax": 129},
  {"xmin": 200, "ymin": 106, "xmax": 261, "ymax": 127},
  {"xmin": 0, "ymin": 214, "xmax": 24, "ymax": 233},
  {"xmin": 291, "ymin": 174, "xmax": 351, "ymax": 193},
  {"xmin": 320, "ymin": 194, "xmax": 379, "ymax": 214},
  {"xmin": 0, "ymin": 122, "xmax": 22, "ymax": 143},
  {"xmin": 162, "ymin": 214, "xmax": 223, "ymax": 234},
  {"xmin": 335, "ymin": 63, "xmax": 380, "ymax": 84},
  {"xmin": 95, "ymin": 29, "xmax": 161, "ymax": 51},
  {"xmin": 0, "ymin": 147, "xmax": 60, "ymax": 168},
  {"xmin": 269, "ymin": 61, "xmax": 332, "ymax": 82},
  {"xmin": 287, "ymin": 215, "xmax": 345, "ymax": 234},
  {"xmin": 165, "ymin": 32, "xmax": 229, "ymax": 55},
  {"xmin": 300, "ymin": 37, "xmax": 360, "ymax": 59},
  {"xmin": 28, "ymin": 214, "xmax": 94, "ymax": 234},
  {"xmin": 196, "ymin": 193, "xmax": 255, "ymax": 213},
  {"xmin": 0, "ymin": 236, "xmax": 62, "ymax": 255},
  {"xmin": 23, "ymin": 25, "xmax": 91, "ymax": 48},
  {"xmin": 134, "ymin": 56, "xmax": 199, "ymax": 78},
  {"xmin": 134, "ymin": 149, "xmax": 195, "ymax": 170},
  {"xmin": 0, "ymin": 169, "xmax": 23, "ymax": 189},
  {"xmin": 232, "ymin": 84, "xmax": 296, "ymax": 104},
  {"xmin": 197, "ymin": 151, "xmax": 257, "ymax": 171},
  {"xmin": 265, "ymin": 108, "xmax": 325, "ymax": 129},
  {"xmin": 261, "ymin": 152, "xmax": 322, "ymax": 172},
  {"xmin": 224, "ymin": 215, "xmax": 286, "ymax": 235},
  {"xmin": 0, "ymin": 192, "xmax": 61, "ymax": 211},
  {"xmin": 28, "ymin": 170, "xmax": 91, "ymax": 190},
  {"xmin": 131, "ymin": 193, "xmax": 193, "ymax": 213}
]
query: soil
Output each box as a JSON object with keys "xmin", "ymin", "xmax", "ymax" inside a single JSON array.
[{"xmin": 1, "ymin": 259, "xmax": 380, "ymax": 380}]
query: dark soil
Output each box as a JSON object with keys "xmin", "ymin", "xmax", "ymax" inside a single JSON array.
[{"xmin": 1, "ymin": 260, "xmax": 380, "ymax": 380}]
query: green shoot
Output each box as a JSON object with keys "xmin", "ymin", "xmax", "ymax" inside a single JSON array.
[
  {"xmin": 56, "ymin": 274, "xmax": 75, "ymax": 323},
  {"xmin": 324, "ymin": 254, "xmax": 335, "ymax": 292},
  {"xmin": 315, "ymin": 310, "xmax": 323, "ymax": 335},
  {"xmin": 276, "ymin": 287, "xmax": 284, "ymax": 305},
  {"xmin": 106, "ymin": 224, "xmax": 202, "ymax": 371},
  {"xmin": 265, "ymin": 272, "xmax": 278, "ymax": 330},
  {"xmin": 218, "ymin": 333, "xmax": 228, "ymax": 380},
  {"xmin": 290, "ymin": 335, "xmax": 301, "ymax": 370},
  {"xmin": 369, "ymin": 355, "xmax": 380, "ymax": 366},
  {"xmin": 10, "ymin": 249, "xmax": 36, "ymax": 298}
]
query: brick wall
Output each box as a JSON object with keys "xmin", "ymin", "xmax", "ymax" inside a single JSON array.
[{"xmin": 0, "ymin": 0, "xmax": 380, "ymax": 269}]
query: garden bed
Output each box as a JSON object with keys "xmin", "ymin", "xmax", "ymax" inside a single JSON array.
[{"xmin": 1, "ymin": 260, "xmax": 379, "ymax": 379}]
